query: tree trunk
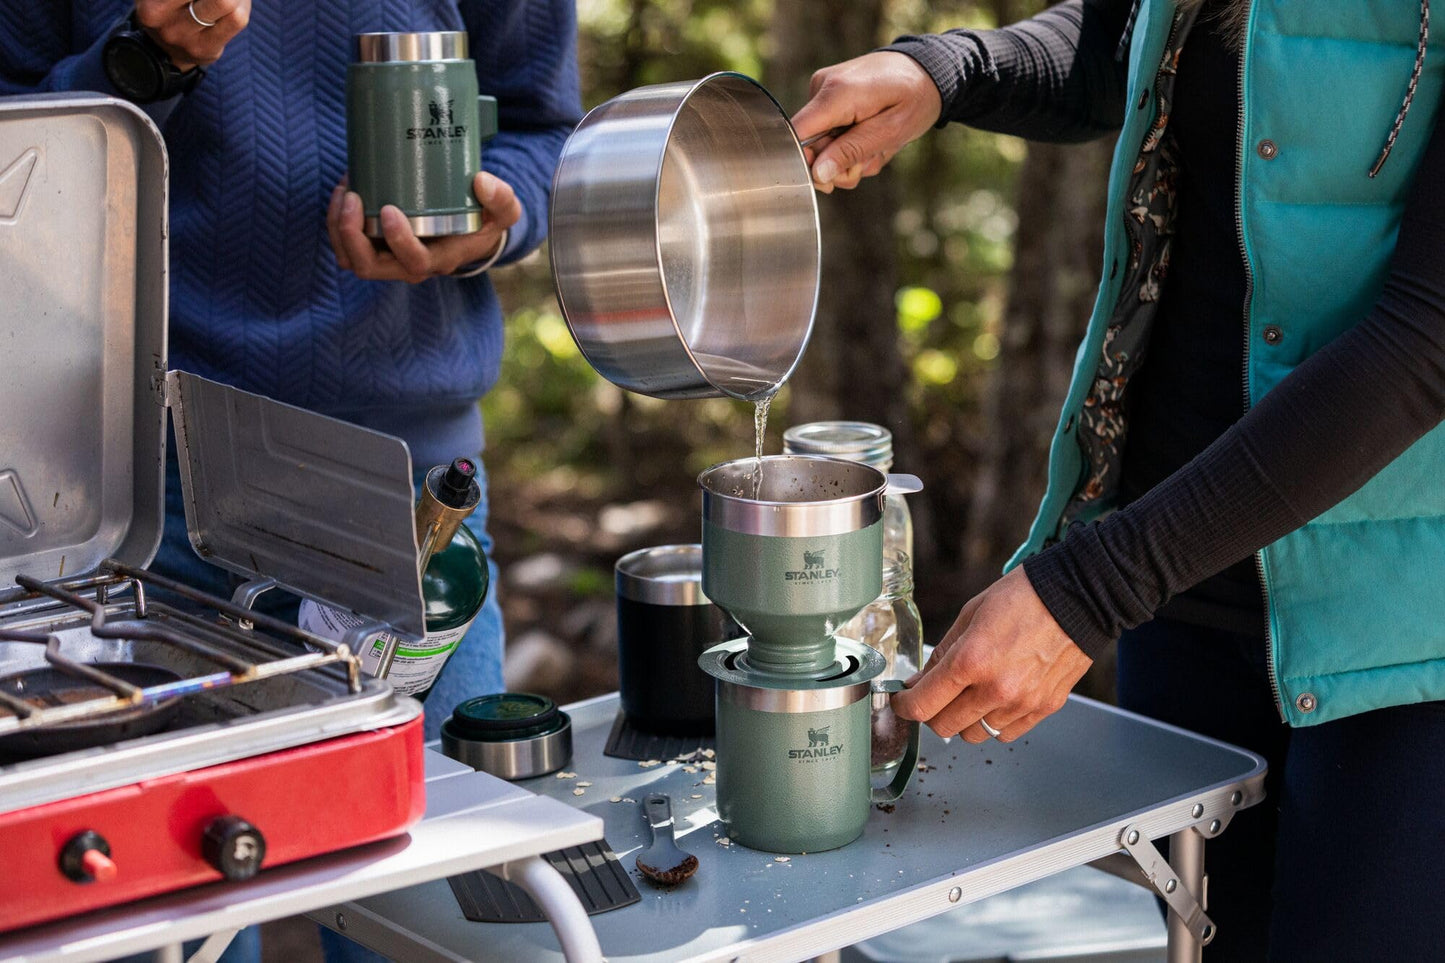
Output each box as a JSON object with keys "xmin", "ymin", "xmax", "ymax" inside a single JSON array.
[
  {"xmin": 964, "ymin": 139, "xmax": 1112, "ymax": 588},
  {"xmin": 765, "ymin": 1, "xmax": 911, "ymax": 441}
]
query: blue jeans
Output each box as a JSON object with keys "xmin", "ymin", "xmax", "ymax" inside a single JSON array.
[
  {"xmin": 1118, "ymin": 618, "xmax": 1445, "ymax": 962},
  {"xmin": 153, "ymin": 446, "xmax": 506, "ymax": 963}
]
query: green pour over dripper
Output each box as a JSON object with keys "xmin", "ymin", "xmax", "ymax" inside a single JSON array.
[{"xmin": 697, "ymin": 455, "xmax": 920, "ymax": 676}]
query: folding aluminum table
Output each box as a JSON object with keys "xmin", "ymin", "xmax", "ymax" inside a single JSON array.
[{"xmin": 315, "ymin": 692, "xmax": 1266, "ymax": 963}]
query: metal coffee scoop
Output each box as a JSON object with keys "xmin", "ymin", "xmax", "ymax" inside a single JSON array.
[{"xmin": 635, "ymin": 794, "xmax": 698, "ymax": 886}]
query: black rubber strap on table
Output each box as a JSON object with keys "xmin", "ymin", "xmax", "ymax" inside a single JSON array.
[
  {"xmin": 602, "ymin": 711, "xmax": 714, "ymax": 762},
  {"xmin": 447, "ymin": 840, "xmax": 641, "ymax": 923}
]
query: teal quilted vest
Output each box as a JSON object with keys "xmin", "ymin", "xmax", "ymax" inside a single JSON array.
[{"xmin": 1009, "ymin": 0, "xmax": 1445, "ymax": 726}]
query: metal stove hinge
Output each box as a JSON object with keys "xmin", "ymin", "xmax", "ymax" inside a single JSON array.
[{"xmin": 228, "ymin": 577, "xmax": 277, "ymax": 632}]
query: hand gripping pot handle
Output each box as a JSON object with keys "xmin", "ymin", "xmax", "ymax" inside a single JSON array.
[{"xmin": 870, "ymin": 679, "xmax": 921, "ymax": 804}]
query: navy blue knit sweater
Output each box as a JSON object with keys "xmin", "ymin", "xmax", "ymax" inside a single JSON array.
[{"xmin": 0, "ymin": 1, "xmax": 581, "ymax": 467}]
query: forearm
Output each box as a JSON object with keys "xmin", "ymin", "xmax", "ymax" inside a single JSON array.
[
  {"xmin": 1025, "ymin": 113, "xmax": 1445, "ymax": 656},
  {"xmin": 883, "ymin": 0, "xmax": 1132, "ymax": 143}
]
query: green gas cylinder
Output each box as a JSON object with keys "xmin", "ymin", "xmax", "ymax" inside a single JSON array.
[{"xmin": 299, "ymin": 458, "xmax": 489, "ymax": 699}]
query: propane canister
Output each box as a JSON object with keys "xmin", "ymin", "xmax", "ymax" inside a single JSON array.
[{"xmin": 300, "ymin": 458, "xmax": 488, "ymax": 699}]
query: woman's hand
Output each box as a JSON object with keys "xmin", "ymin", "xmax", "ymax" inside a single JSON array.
[
  {"xmin": 892, "ymin": 567, "xmax": 1093, "ymax": 743},
  {"xmin": 135, "ymin": 0, "xmax": 251, "ymax": 70},
  {"xmin": 327, "ymin": 171, "xmax": 523, "ymax": 284},
  {"xmin": 790, "ymin": 51, "xmax": 943, "ymax": 193}
]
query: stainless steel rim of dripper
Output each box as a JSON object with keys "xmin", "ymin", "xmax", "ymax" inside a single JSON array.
[{"xmin": 698, "ymin": 454, "xmax": 921, "ymax": 538}]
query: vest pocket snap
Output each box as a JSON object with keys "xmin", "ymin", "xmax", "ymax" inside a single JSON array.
[{"xmin": 1257, "ymin": 139, "xmax": 1279, "ymax": 160}]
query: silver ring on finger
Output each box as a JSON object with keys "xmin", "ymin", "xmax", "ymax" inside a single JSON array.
[
  {"xmin": 188, "ymin": 1, "xmax": 219, "ymax": 28},
  {"xmin": 978, "ymin": 717, "xmax": 1002, "ymax": 740}
]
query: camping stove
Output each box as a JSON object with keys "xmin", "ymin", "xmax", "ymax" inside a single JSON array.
[
  {"xmin": 0, "ymin": 95, "xmax": 436, "ymax": 932},
  {"xmin": 0, "ymin": 564, "xmax": 424, "ymax": 933}
]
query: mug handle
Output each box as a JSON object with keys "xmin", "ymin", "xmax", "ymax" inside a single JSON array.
[
  {"xmin": 870, "ymin": 678, "xmax": 920, "ymax": 804},
  {"xmin": 476, "ymin": 95, "xmax": 499, "ymax": 145}
]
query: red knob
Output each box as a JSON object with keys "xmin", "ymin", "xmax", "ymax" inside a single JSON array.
[
  {"xmin": 59, "ymin": 830, "xmax": 116, "ymax": 884},
  {"xmin": 81, "ymin": 848, "xmax": 118, "ymax": 883}
]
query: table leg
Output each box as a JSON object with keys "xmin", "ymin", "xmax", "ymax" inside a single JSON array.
[
  {"xmin": 186, "ymin": 929, "xmax": 239, "ymax": 963},
  {"xmin": 152, "ymin": 945, "xmax": 183, "ymax": 963},
  {"xmin": 1165, "ymin": 828, "xmax": 1209, "ymax": 963},
  {"xmin": 493, "ymin": 855, "xmax": 603, "ymax": 963}
]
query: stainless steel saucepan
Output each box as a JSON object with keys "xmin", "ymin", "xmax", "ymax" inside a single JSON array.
[{"xmin": 549, "ymin": 72, "xmax": 821, "ymax": 401}]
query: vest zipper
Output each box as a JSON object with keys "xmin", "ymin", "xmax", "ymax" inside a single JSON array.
[{"xmin": 1233, "ymin": 0, "xmax": 1287, "ymax": 723}]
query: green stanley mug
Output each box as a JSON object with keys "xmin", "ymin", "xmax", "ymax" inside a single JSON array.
[
  {"xmin": 700, "ymin": 638, "xmax": 921, "ymax": 853},
  {"xmin": 347, "ymin": 32, "xmax": 499, "ymax": 238}
]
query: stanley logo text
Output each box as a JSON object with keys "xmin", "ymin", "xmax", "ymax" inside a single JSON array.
[
  {"xmin": 785, "ymin": 550, "xmax": 840, "ymax": 582},
  {"xmin": 409, "ymin": 100, "xmax": 466, "ymax": 140}
]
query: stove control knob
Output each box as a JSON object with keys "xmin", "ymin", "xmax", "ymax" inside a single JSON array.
[
  {"xmin": 202, "ymin": 815, "xmax": 266, "ymax": 881},
  {"xmin": 60, "ymin": 830, "xmax": 117, "ymax": 884}
]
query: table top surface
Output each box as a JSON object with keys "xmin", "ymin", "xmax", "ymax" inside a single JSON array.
[
  {"xmin": 0, "ymin": 751, "xmax": 603, "ymax": 963},
  {"xmin": 339, "ymin": 693, "xmax": 1266, "ymax": 963}
]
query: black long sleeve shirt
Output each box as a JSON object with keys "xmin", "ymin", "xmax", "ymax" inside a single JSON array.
[{"xmin": 888, "ymin": 1, "xmax": 1445, "ymax": 656}]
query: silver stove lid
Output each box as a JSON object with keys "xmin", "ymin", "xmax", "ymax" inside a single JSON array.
[{"xmin": 0, "ymin": 95, "xmax": 168, "ymax": 585}]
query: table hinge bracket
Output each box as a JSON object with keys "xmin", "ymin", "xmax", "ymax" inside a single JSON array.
[{"xmin": 1118, "ymin": 823, "xmax": 1216, "ymax": 946}]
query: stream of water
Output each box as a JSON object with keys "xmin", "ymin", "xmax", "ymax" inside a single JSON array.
[{"xmin": 751, "ymin": 396, "xmax": 772, "ymax": 500}]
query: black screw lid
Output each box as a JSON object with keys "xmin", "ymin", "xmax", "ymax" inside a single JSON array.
[
  {"xmin": 449, "ymin": 693, "xmax": 562, "ymax": 741},
  {"xmin": 437, "ymin": 457, "xmax": 478, "ymax": 508}
]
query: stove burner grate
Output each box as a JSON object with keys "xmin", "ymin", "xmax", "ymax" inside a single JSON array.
[{"xmin": 0, "ymin": 559, "xmax": 363, "ymax": 742}]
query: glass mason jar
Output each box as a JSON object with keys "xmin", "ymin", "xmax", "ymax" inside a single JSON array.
[
  {"xmin": 784, "ymin": 422, "xmax": 922, "ymax": 774},
  {"xmin": 839, "ymin": 554, "xmax": 923, "ymax": 775},
  {"xmin": 781, "ymin": 421, "xmax": 913, "ymax": 564}
]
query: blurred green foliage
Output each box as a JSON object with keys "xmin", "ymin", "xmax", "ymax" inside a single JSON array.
[{"xmin": 485, "ymin": 0, "xmax": 1031, "ymax": 500}]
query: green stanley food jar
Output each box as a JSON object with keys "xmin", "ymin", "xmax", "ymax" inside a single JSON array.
[
  {"xmin": 299, "ymin": 458, "xmax": 488, "ymax": 699},
  {"xmin": 347, "ymin": 31, "xmax": 499, "ymax": 237}
]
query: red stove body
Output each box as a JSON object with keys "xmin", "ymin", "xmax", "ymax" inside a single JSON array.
[{"xmin": 0, "ymin": 715, "xmax": 424, "ymax": 933}]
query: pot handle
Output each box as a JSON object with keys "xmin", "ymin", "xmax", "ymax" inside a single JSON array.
[
  {"xmin": 870, "ymin": 679, "xmax": 920, "ymax": 804},
  {"xmin": 883, "ymin": 474, "xmax": 923, "ymax": 497}
]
